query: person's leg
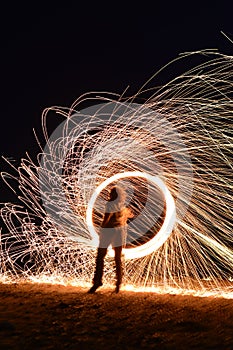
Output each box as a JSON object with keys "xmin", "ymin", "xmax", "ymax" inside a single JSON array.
[
  {"xmin": 88, "ymin": 247, "xmax": 107, "ymax": 293},
  {"xmin": 93, "ymin": 247, "xmax": 107, "ymax": 285},
  {"xmin": 114, "ymin": 246, "xmax": 123, "ymax": 293}
]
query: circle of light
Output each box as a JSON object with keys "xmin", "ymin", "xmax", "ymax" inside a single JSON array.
[{"xmin": 86, "ymin": 171, "xmax": 176, "ymax": 259}]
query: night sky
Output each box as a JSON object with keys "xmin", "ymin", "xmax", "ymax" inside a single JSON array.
[{"xmin": 0, "ymin": 2, "xmax": 232, "ymax": 202}]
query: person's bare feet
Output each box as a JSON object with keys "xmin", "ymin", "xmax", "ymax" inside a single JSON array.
[{"xmin": 87, "ymin": 283, "xmax": 102, "ymax": 294}]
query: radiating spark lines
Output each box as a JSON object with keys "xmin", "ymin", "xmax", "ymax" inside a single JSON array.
[{"xmin": 0, "ymin": 50, "xmax": 232, "ymax": 297}]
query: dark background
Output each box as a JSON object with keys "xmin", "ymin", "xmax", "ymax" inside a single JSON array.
[{"xmin": 0, "ymin": 2, "xmax": 232, "ymax": 202}]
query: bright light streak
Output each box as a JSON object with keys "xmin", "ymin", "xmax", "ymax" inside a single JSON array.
[{"xmin": 86, "ymin": 171, "xmax": 176, "ymax": 259}]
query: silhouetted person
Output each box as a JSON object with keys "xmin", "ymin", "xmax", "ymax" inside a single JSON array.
[{"xmin": 88, "ymin": 185, "xmax": 133, "ymax": 293}]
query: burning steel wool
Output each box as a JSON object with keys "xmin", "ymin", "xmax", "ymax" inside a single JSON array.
[{"xmin": 1, "ymin": 50, "xmax": 233, "ymax": 298}]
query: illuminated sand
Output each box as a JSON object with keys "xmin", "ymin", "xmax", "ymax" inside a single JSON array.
[
  {"xmin": 0, "ymin": 282, "xmax": 233, "ymax": 350},
  {"xmin": 1, "ymin": 50, "xmax": 233, "ymax": 296}
]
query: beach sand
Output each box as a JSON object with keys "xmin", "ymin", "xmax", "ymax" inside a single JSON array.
[{"xmin": 0, "ymin": 282, "xmax": 232, "ymax": 349}]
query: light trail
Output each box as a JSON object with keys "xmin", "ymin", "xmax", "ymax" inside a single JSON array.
[
  {"xmin": 86, "ymin": 171, "xmax": 176, "ymax": 259},
  {"xmin": 0, "ymin": 50, "xmax": 232, "ymax": 297}
]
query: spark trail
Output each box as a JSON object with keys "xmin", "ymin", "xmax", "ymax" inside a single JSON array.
[{"xmin": 1, "ymin": 50, "xmax": 232, "ymax": 298}]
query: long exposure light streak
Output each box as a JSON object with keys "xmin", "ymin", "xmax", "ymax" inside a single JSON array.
[
  {"xmin": 0, "ymin": 50, "xmax": 232, "ymax": 298},
  {"xmin": 86, "ymin": 171, "xmax": 176, "ymax": 259}
]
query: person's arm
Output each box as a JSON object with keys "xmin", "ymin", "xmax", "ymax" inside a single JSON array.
[
  {"xmin": 120, "ymin": 207, "xmax": 134, "ymax": 226},
  {"xmin": 125, "ymin": 207, "xmax": 134, "ymax": 219},
  {"xmin": 101, "ymin": 212, "xmax": 112, "ymax": 227}
]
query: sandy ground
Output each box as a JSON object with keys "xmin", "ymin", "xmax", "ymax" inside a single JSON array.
[{"xmin": 0, "ymin": 283, "xmax": 233, "ymax": 350}]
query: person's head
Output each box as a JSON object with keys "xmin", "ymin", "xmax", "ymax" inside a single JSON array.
[{"xmin": 109, "ymin": 185, "xmax": 126, "ymax": 205}]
